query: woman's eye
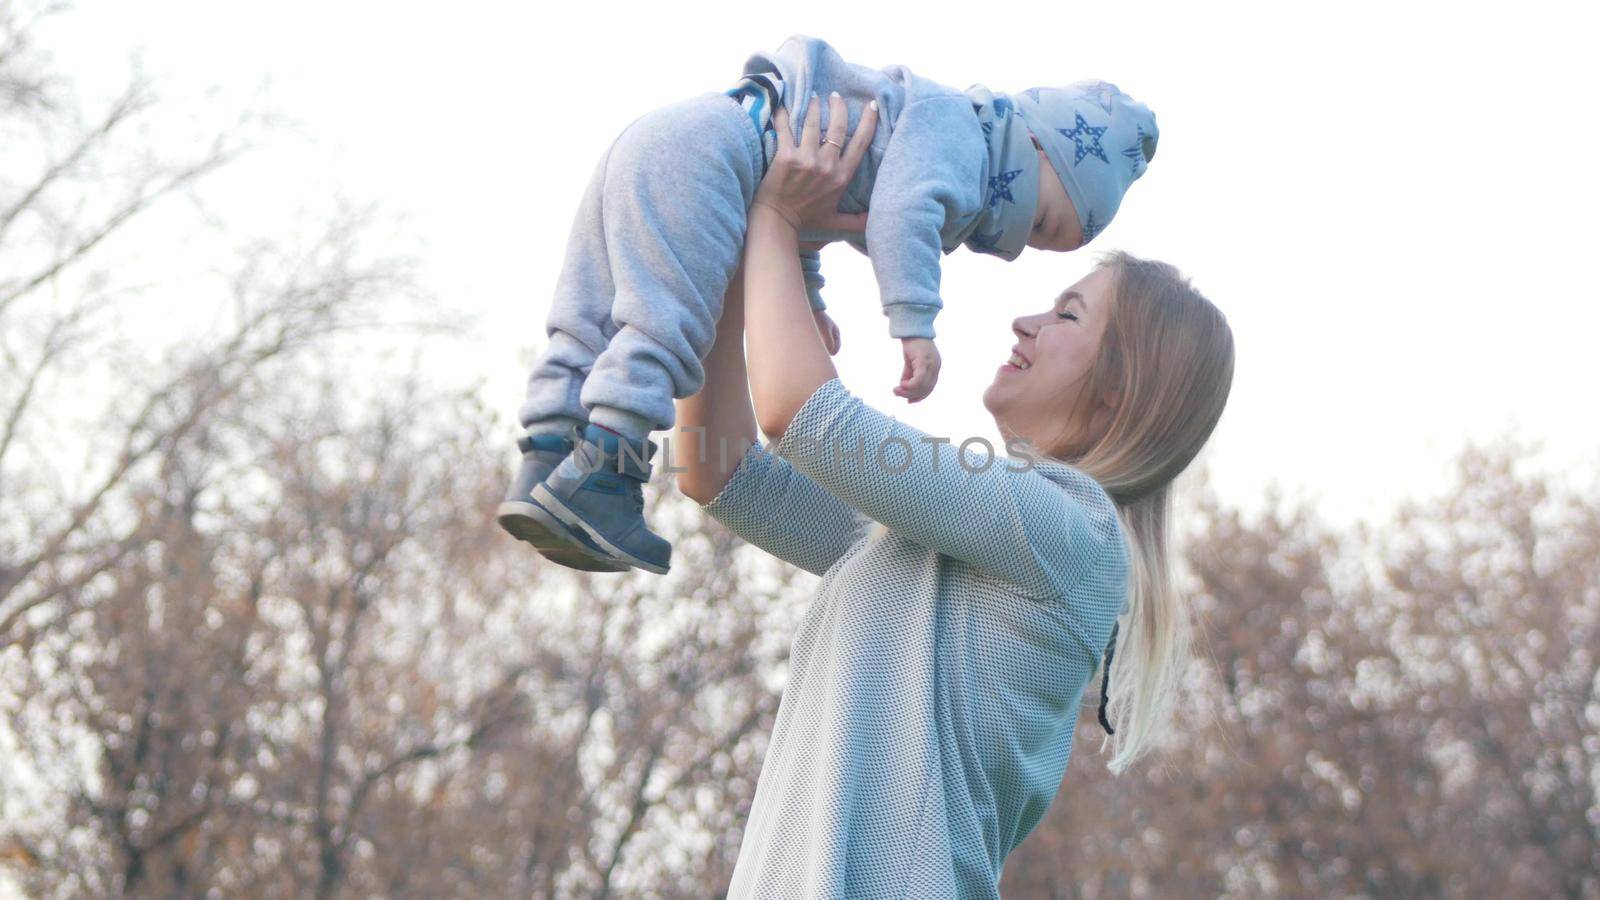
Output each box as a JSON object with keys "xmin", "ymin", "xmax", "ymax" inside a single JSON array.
[{"xmin": 1056, "ymin": 310, "xmax": 1077, "ymax": 321}]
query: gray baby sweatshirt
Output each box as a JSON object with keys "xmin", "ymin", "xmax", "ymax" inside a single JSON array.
[{"xmin": 738, "ymin": 35, "xmax": 999, "ymax": 341}]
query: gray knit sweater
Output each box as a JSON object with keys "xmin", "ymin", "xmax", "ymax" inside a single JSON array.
[{"xmin": 701, "ymin": 377, "xmax": 1130, "ymax": 897}]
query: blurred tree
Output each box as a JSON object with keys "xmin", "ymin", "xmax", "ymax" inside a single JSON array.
[
  {"xmin": 1000, "ymin": 439, "xmax": 1599, "ymax": 899},
  {"xmin": 0, "ymin": 4, "xmax": 804, "ymax": 895},
  {"xmin": 2, "ymin": 356, "xmax": 811, "ymax": 898},
  {"xmin": 0, "ymin": 0, "xmax": 408, "ymax": 652},
  {"xmin": 3, "ymin": 2, "xmax": 1597, "ymax": 898}
]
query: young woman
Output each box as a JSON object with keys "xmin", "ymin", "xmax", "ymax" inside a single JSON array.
[{"xmin": 675, "ymin": 94, "xmax": 1233, "ymax": 897}]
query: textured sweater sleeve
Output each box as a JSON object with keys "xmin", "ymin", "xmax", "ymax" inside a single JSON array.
[
  {"xmin": 700, "ymin": 440, "xmax": 869, "ymax": 577},
  {"xmin": 772, "ymin": 377, "xmax": 1121, "ymax": 602},
  {"xmin": 865, "ymin": 96, "xmax": 986, "ymax": 340}
]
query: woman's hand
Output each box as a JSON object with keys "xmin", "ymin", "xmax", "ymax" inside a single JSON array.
[
  {"xmin": 740, "ymin": 92, "xmax": 874, "ymax": 439},
  {"xmin": 752, "ymin": 92, "xmax": 878, "ymax": 235}
]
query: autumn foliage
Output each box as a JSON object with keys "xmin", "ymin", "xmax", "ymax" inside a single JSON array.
[{"xmin": 2, "ymin": 5, "xmax": 1596, "ymax": 897}]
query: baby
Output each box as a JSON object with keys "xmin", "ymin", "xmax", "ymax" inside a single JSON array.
[{"xmin": 499, "ymin": 34, "xmax": 1158, "ymax": 575}]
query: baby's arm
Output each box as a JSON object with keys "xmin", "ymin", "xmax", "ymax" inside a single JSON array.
[
  {"xmin": 799, "ymin": 244, "xmax": 827, "ymax": 312},
  {"xmin": 896, "ymin": 337, "xmax": 940, "ymax": 402},
  {"xmin": 800, "ymin": 242, "xmax": 841, "ymax": 355},
  {"xmin": 863, "ymin": 95, "xmax": 985, "ymax": 397}
]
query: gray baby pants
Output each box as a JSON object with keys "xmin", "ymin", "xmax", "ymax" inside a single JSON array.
[{"xmin": 517, "ymin": 90, "xmax": 767, "ymax": 443}]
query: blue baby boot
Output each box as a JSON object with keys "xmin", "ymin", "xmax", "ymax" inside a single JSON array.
[
  {"xmin": 498, "ymin": 426, "xmax": 630, "ymax": 573},
  {"xmin": 530, "ymin": 423, "xmax": 672, "ymax": 574}
]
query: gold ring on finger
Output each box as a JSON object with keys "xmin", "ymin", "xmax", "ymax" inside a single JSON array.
[{"xmin": 821, "ymin": 138, "xmax": 843, "ymax": 150}]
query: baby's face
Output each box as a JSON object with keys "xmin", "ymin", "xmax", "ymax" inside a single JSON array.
[{"xmin": 1027, "ymin": 135, "xmax": 1085, "ymax": 253}]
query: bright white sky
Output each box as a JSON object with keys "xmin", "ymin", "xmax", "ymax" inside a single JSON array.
[{"xmin": 33, "ymin": 0, "xmax": 1600, "ymax": 529}]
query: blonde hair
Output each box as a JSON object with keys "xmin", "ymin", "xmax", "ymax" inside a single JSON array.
[{"xmin": 1028, "ymin": 250, "xmax": 1235, "ymax": 774}]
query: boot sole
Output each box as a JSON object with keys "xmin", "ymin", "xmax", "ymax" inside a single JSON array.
[
  {"xmin": 529, "ymin": 484, "xmax": 671, "ymax": 575},
  {"xmin": 496, "ymin": 500, "xmax": 630, "ymax": 573}
]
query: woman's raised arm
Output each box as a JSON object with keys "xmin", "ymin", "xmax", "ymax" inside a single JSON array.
[
  {"xmin": 674, "ymin": 264, "xmax": 871, "ymax": 577},
  {"xmin": 675, "ymin": 91, "xmax": 873, "ymax": 499},
  {"xmin": 741, "ymin": 94, "xmax": 876, "ymax": 439},
  {"xmin": 673, "ymin": 266, "xmax": 758, "ymax": 505}
]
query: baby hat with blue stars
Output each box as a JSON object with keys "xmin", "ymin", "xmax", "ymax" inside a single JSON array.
[{"xmin": 1012, "ymin": 80, "xmax": 1158, "ymax": 246}]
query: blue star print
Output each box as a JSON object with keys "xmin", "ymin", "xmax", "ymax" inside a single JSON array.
[
  {"xmin": 981, "ymin": 96, "xmax": 1012, "ymax": 137},
  {"xmin": 1023, "ymin": 87, "xmax": 1042, "ymax": 103},
  {"xmin": 967, "ymin": 230, "xmax": 1005, "ymax": 253},
  {"xmin": 1077, "ymin": 80, "xmax": 1116, "ymax": 114},
  {"xmin": 987, "ymin": 169, "xmax": 1023, "ymax": 208},
  {"xmin": 1081, "ymin": 209, "xmax": 1101, "ymax": 243},
  {"xmin": 1058, "ymin": 112, "xmax": 1109, "ymax": 165},
  {"xmin": 1121, "ymin": 125, "xmax": 1149, "ymax": 175}
]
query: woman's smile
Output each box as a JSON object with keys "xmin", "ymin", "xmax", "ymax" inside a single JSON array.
[{"xmin": 1001, "ymin": 347, "xmax": 1032, "ymax": 372}]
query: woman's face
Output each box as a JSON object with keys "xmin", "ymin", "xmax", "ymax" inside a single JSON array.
[{"xmin": 983, "ymin": 265, "xmax": 1118, "ymax": 456}]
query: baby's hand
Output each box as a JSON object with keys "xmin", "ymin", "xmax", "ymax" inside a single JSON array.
[
  {"xmin": 812, "ymin": 308, "xmax": 841, "ymax": 356},
  {"xmin": 894, "ymin": 337, "xmax": 941, "ymax": 402}
]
